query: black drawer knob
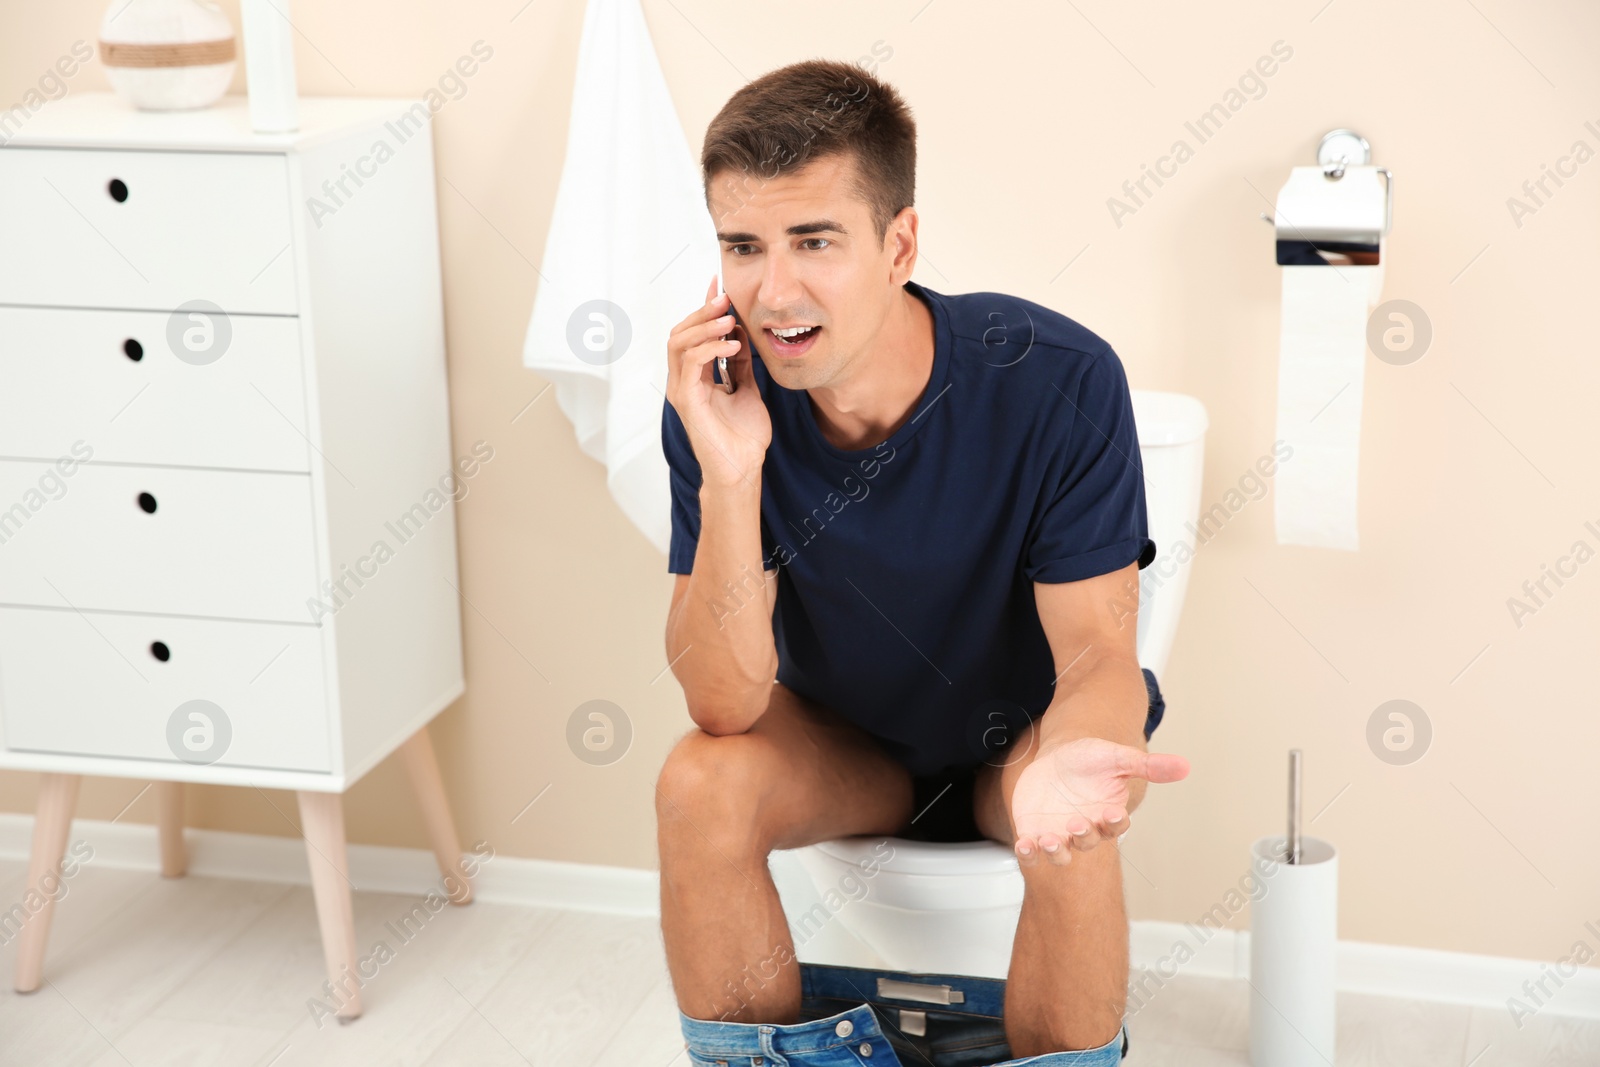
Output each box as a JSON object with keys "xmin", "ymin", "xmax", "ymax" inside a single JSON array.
[
  {"xmin": 150, "ymin": 641, "xmax": 170, "ymax": 662},
  {"xmin": 108, "ymin": 178, "xmax": 128, "ymax": 203},
  {"xmin": 124, "ymin": 338, "xmax": 143, "ymax": 362},
  {"xmin": 137, "ymin": 492, "xmax": 157, "ymax": 513}
]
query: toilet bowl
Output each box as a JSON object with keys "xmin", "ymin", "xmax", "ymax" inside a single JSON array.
[{"xmin": 771, "ymin": 389, "xmax": 1209, "ymax": 978}]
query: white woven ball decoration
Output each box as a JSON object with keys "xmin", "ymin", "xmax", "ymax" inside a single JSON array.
[{"xmin": 99, "ymin": 0, "xmax": 237, "ymax": 111}]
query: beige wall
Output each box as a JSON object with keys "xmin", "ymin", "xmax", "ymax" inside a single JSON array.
[{"xmin": 3, "ymin": 2, "xmax": 1596, "ymax": 968}]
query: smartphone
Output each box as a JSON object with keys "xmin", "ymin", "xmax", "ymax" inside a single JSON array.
[{"xmin": 715, "ymin": 269, "xmax": 739, "ymax": 394}]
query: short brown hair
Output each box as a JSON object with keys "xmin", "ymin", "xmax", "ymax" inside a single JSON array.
[{"xmin": 702, "ymin": 59, "xmax": 916, "ymax": 248}]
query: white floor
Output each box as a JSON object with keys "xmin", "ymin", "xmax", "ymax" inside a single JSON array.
[{"xmin": 0, "ymin": 858, "xmax": 1595, "ymax": 1066}]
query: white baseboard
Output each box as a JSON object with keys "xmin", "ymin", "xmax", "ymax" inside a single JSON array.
[
  {"xmin": 1129, "ymin": 919, "xmax": 1600, "ymax": 1021},
  {"xmin": 0, "ymin": 812, "xmax": 660, "ymax": 917},
  {"xmin": 2, "ymin": 814, "xmax": 1593, "ymax": 1021}
]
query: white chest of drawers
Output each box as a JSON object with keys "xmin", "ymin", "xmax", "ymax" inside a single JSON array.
[{"xmin": 0, "ymin": 92, "xmax": 472, "ymax": 1020}]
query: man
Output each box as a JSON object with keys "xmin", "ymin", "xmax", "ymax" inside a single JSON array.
[{"xmin": 657, "ymin": 58, "xmax": 1190, "ymax": 1063}]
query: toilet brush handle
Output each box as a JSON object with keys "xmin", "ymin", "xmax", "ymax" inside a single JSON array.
[{"xmin": 1287, "ymin": 749, "xmax": 1302, "ymax": 864}]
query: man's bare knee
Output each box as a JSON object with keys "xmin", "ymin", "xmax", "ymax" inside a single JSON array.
[{"xmin": 656, "ymin": 729, "xmax": 783, "ymax": 853}]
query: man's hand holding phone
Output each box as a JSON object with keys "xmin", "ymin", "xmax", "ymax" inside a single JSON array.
[{"xmin": 666, "ymin": 275, "xmax": 770, "ymax": 490}]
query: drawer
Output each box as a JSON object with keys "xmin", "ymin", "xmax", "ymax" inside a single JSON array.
[
  {"xmin": 0, "ymin": 306, "xmax": 310, "ymax": 472},
  {"xmin": 0, "ymin": 147, "xmax": 297, "ymax": 314},
  {"xmin": 0, "ymin": 460, "xmax": 320, "ymax": 624},
  {"xmin": 0, "ymin": 606, "xmax": 330, "ymax": 772}
]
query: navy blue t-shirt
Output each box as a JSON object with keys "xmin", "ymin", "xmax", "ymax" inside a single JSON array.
[{"xmin": 662, "ymin": 279, "xmax": 1154, "ymax": 778}]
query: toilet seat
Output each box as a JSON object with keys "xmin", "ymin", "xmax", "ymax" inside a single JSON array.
[
  {"xmin": 807, "ymin": 835, "xmax": 1024, "ymax": 911},
  {"xmin": 787, "ymin": 836, "xmax": 1027, "ymax": 976}
]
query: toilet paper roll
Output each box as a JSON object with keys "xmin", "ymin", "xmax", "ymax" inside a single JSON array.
[
  {"xmin": 1272, "ymin": 165, "xmax": 1387, "ymax": 551},
  {"xmin": 1248, "ymin": 834, "xmax": 1338, "ymax": 1067}
]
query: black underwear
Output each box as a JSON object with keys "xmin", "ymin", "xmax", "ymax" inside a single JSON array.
[
  {"xmin": 895, "ymin": 668, "xmax": 1167, "ymax": 845},
  {"xmin": 901, "ymin": 764, "xmax": 986, "ymax": 843}
]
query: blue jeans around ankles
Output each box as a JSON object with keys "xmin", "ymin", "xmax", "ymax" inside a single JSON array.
[{"xmin": 678, "ymin": 962, "xmax": 1128, "ymax": 1066}]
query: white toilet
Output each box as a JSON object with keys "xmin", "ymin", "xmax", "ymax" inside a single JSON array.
[{"xmin": 770, "ymin": 389, "xmax": 1209, "ymax": 979}]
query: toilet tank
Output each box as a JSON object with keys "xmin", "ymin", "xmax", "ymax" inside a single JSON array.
[{"xmin": 1129, "ymin": 390, "xmax": 1208, "ymax": 678}]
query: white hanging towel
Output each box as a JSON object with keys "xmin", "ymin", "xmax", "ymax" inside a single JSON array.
[{"xmin": 522, "ymin": 0, "xmax": 717, "ymax": 556}]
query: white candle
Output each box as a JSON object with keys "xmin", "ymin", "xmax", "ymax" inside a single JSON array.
[{"xmin": 240, "ymin": 0, "xmax": 299, "ymax": 132}]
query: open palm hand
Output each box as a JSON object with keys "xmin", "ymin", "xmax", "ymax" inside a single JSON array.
[{"xmin": 1011, "ymin": 737, "xmax": 1190, "ymax": 866}]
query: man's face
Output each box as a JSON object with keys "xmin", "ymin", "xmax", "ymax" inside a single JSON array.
[{"xmin": 709, "ymin": 153, "xmax": 898, "ymax": 392}]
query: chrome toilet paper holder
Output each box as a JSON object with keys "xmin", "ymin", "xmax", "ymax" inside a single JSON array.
[{"xmin": 1259, "ymin": 127, "xmax": 1393, "ymax": 239}]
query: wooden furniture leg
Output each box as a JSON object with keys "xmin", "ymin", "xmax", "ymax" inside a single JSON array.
[
  {"xmin": 14, "ymin": 773, "xmax": 82, "ymax": 993},
  {"xmin": 155, "ymin": 781, "xmax": 187, "ymax": 878},
  {"xmin": 297, "ymin": 790, "xmax": 361, "ymax": 1021},
  {"xmin": 399, "ymin": 725, "xmax": 474, "ymax": 904}
]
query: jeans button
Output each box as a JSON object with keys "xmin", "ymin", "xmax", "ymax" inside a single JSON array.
[
  {"xmin": 835, "ymin": 1019, "xmax": 854, "ymax": 1038},
  {"xmin": 859, "ymin": 1042, "xmax": 873, "ymax": 1056}
]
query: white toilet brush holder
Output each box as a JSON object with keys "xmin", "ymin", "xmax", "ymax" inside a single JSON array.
[{"xmin": 1249, "ymin": 750, "xmax": 1338, "ymax": 1067}]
